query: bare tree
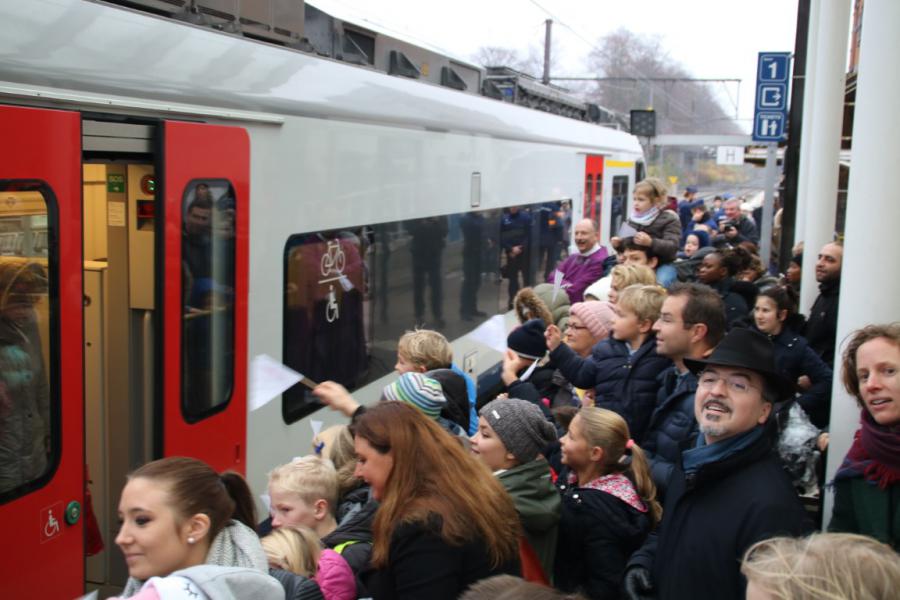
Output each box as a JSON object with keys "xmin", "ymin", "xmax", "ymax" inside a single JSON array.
[{"xmin": 585, "ymin": 28, "xmax": 741, "ymax": 135}]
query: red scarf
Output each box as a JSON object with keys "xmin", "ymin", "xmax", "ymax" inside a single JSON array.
[{"xmin": 835, "ymin": 410, "xmax": 900, "ymax": 490}]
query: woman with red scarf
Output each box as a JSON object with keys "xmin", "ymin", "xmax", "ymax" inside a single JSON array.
[{"xmin": 830, "ymin": 323, "xmax": 900, "ymax": 549}]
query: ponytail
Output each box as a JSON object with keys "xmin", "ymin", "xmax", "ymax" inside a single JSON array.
[
  {"xmin": 220, "ymin": 471, "xmax": 257, "ymax": 530},
  {"xmin": 578, "ymin": 408, "xmax": 662, "ymax": 527},
  {"xmin": 624, "ymin": 442, "xmax": 662, "ymax": 527}
]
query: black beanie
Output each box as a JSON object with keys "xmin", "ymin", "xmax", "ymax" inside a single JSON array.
[{"xmin": 507, "ymin": 318, "xmax": 547, "ymax": 360}]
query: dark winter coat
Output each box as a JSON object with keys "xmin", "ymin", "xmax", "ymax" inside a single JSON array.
[
  {"xmin": 642, "ymin": 367, "xmax": 699, "ymax": 499},
  {"xmin": 498, "ymin": 459, "xmax": 561, "ymax": 580},
  {"xmin": 628, "ymin": 425, "xmax": 812, "ymax": 600},
  {"xmin": 269, "ymin": 568, "xmax": 325, "ymax": 600},
  {"xmin": 365, "ymin": 514, "xmax": 519, "ymax": 600},
  {"xmin": 549, "ymin": 336, "xmax": 671, "ymax": 442},
  {"xmin": 764, "ymin": 328, "xmax": 833, "ymax": 429},
  {"xmin": 709, "ymin": 277, "xmax": 753, "ymax": 329},
  {"xmin": 625, "ymin": 209, "xmax": 682, "ymax": 264},
  {"xmin": 323, "ymin": 498, "xmax": 377, "ymax": 598},
  {"xmin": 803, "ymin": 278, "xmax": 840, "ymax": 368},
  {"xmin": 554, "ymin": 470, "xmax": 653, "ymax": 600},
  {"xmin": 830, "ymin": 477, "xmax": 899, "ymax": 550}
]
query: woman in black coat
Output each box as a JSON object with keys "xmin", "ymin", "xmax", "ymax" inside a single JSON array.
[{"xmin": 753, "ymin": 285, "xmax": 833, "ymax": 429}]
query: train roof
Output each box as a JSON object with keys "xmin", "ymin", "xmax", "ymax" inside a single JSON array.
[{"xmin": 0, "ymin": 1, "xmax": 641, "ymax": 156}]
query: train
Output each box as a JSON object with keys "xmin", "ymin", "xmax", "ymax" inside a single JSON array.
[{"xmin": 0, "ymin": 1, "xmax": 644, "ymax": 596}]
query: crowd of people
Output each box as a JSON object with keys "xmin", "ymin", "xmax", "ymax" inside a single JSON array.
[{"xmin": 107, "ymin": 179, "xmax": 899, "ymax": 599}]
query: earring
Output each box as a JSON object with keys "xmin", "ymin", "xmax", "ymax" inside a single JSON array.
[{"xmin": 187, "ymin": 536, "xmax": 196, "ymax": 544}]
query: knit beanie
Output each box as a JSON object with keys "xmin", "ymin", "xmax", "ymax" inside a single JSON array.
[
  {"xmin": 583, "ymin": 277, "xmax": 611, "ymax": 302},
  {"xmin": 570, "ymin": 301, "xmax": 616, "ymax": 340},
  {"xmin": 382, "ymin": 372, "xmax": 446, "ymax": 419},
  {"xmin": 480, "ymin": 398, "xmax": 558, "ymax": 464},
  {"xmin": 506, "ymin": 318, "xmax": 547, "ymax": 360}
]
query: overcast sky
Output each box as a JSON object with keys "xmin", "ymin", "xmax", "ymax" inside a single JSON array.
[{"xmin": 314, "ymin": 0, "xmax": 801, "ymax": 133}]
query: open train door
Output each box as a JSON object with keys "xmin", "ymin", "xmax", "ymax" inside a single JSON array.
[
  {"xmin": 161, "ymin": 121, "xmax": 249, "ymax": 473},
  {"xmin": 0, "ymin": 105, "xmax": 84, "ymax": 596}
]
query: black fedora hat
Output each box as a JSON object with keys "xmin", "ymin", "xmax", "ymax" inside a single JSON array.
[{"xmin": 683, "ymin": 328, "xmax": 794, "ymax": 400}]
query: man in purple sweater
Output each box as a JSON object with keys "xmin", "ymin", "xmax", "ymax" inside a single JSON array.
[{"xmin": 547, "ymin": 218, "xmax": 608, "ymax": 302}]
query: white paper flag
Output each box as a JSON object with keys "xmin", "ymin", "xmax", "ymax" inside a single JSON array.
[
  {"xmin": 466, "ymin": 314, "xmax": 509, "ymax": 354},
  {"xmin": 249, "ymin": 354, "xmax": 303, "ymax": 412},
  {"xmin": 551, "ymin": 269, "xmax": 564, "ymax": 303}
]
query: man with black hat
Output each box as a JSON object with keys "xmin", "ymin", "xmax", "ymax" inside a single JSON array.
[{"xmin": 624, "ymin": 328, "xmax": 811, "ymax": 600}]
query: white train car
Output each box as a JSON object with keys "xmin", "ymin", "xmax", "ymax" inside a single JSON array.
[{"xmin": 0, "ymin": 1, "xmax": 643, "ymax": 595}]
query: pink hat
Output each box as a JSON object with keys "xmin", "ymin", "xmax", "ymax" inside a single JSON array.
[{"xmin": 570, "ymin": 301, "xmax": 616, "ymax": 340}]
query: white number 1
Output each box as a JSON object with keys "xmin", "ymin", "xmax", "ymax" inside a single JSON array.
[{"xmin": 767, "ymin": 60, "xmax": 779, "ymax": 79}]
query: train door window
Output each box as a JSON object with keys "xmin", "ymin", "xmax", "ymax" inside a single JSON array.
[
  {"xmin": 610, "ymin": 175, "xmax": 629, "ymax": 241},
  {"xmin": 181, "ymin": 179, "xmax": 235, "ymax": 420},
  {"xmin": 635, "ymin": 161, "xmax": 646, "ymax": 183},
  {"xmin": 0, "ymin": 182, "xmax": 57, "ymax": 503},
  {"xmin": 583, "ymin": 174, "xmax": 594, "ymax": 219}
]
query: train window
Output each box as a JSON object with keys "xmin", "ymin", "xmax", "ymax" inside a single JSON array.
[
  {"xmin": 610, "ymin": 175, "xmax": 629, "ymax": 241},
  {"xmin": 635, "ymin": 162, "xmax": 646, "ymax": 183},
  {"xmin": 0, "ymin": 182, "xmax": 58, "ymax": 504},
  {"xmin": 281, "ymin": 202, "xmax": 573, "ymax": 423},
  {"xmin": 181, "ymin": 179, "xmax": 235, "ymax": 421}
]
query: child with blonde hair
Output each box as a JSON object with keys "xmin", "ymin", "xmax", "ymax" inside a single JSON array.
[
  {"xmin": 395, "ymin": 328, "xmax": 476, "ymax": 434},
  {"xmin": 741, "ymin": 532, "xmax": 900, "ymax": 600},
  {"xmin": 610, "ymin": 177, "xmax": 682, "ymax": 287},
  {"xmin": 262, "ymin": 526, "xmax": 356, "ymax": 600},
  {"xmin": 546, "ymin": 285, "xmax": 670, "ymax": 440},
  {"xmin": 268, "ymin": 456, "xmax": 339, "ymax": 538},
  {"xmin": 554, "ymin": 407, "xmax": 660, "ymax": 599}
]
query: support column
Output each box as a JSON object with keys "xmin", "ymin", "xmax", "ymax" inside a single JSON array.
[
  {"xmin": 792, "ymin": 0, "xmax": 820, "ymax": 248},
  {"xmin": 823, "ymin": 0, "xmax": 900, "ymax": 524},
  {"xmin": 797, "ymin": 0, "xmax": 850, "ymax": 314}
]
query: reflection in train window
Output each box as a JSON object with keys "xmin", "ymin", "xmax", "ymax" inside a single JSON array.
[
  {"xmin": 583, "ymin": 174, "xmax": 594, "ymax": 221},
  {"xmin": 181, "ymin": 179, "xmax": 235, "ymax": 421},
  {"xmin": 281, "ymin": 201, "xmax": 572, "ymax": 424},
  {"xmin": 0, "ymin": 183, "xmax": 57, "ymax": 503}
]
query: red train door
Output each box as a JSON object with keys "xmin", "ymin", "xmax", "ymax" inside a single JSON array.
[
  {"xmin": 0, "ymin": 106, "xmax": 84, "ymax": 597},
  {"xmin": 161, "ymin": 121, "xmax": 249, "ymax": 473},
  {"xmin": 584, "ymin": 155, "xmax": 604, "ymax": 226}
]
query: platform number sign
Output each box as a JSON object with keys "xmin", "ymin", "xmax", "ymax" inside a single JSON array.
[{"xmin": 753, "ymin": 52, "xmax": 791, "ymax": 142}]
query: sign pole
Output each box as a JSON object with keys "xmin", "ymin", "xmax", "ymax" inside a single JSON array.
[{"xmin": 759, "ymin": 143, "xmax": 778, "ymax": 270}]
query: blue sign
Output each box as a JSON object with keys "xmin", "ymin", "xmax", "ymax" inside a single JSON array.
[{"xmin": 753, "ymin": 52, "xmax": 791, "ymax": 142}]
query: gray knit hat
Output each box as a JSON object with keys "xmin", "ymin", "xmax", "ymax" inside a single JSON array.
[{"xmin": 479, "ymin": 398, "xmax": 557, "ymax": 464}]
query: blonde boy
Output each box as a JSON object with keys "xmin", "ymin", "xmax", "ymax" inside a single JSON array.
[
  {"xmin": 611, "ymin": 284, "xmax": 666, "ymax": 351},
  {"xmin": 395, "ymin": 329, "xmax": 453, "ymax": 373},
  {"xmin": 268, "ymin": 456, "xmax": 339, "ymax": 538},
  {"xmin": 546, "ymin": 283, "xmax": 670, "ymax": 439}
]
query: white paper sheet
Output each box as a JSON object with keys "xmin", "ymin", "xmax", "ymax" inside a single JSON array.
[
  {"xmin": 248, "ymin": 354, "xmax": 303, "ymax": 412},
  {"xmin": 466, "ymin": 314, "xmax": 509, "ymax": 354},
  {"xmin": 551, "ymin": 269, "xmax": 564, "ymax": 304},
  {"xmin": 618, "ymin": 221, "xmax": 638, "ymax": 238}
]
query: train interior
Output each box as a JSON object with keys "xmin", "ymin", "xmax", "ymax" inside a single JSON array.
[{"xmin": 82, "ymin": 120, "xmax": 158, "ymax": 593}]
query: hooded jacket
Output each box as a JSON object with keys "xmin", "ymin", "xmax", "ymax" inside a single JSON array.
[
  {"xmin": 763, "ymin": 327, "xmax": 833, "ymax": 429},
  {"xmin": 122, "ymin": 520, "xmax": 269, "ymax": 597},
  {"xmin": 554, "ymin": 469, "xmax": 653, "ymax": 599},
  {"xmin": 497, "ymin": 458, "xmax": 561, "ymax": 579},
  {"xmin": 322, "ymin": 498, "xmax": 377, "ymax": 597},
  {"xmin": 121, "ymin": 565, "xmax": 284, "ymax": 600},
  {"xmin": 269, "ymin": 569, "xmax": 324, "ymax": 600},
  {"xmin": 550, "ymin": 336, "xmax": 671, "ymax": 442}
]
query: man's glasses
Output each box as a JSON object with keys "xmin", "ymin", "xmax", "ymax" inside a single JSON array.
[{"xmin": 697, "ymin": 371, "xmax": 760, "ymax": 394}]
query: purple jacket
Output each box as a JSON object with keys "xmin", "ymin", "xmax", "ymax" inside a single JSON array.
[{"xmin": 548, "ymin": 247, "xmax": 608, "ymax": 302}]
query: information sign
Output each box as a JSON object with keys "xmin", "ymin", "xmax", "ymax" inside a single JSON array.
[{"xmin": 752, "ymin": 52, "xmax": 791, "ymax": 142}]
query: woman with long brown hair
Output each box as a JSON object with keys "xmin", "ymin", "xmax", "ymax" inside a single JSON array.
[{"xmin": 352, "ymin": 401, "xmax": 521, "ymax": 599}]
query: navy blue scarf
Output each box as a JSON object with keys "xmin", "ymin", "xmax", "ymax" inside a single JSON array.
[{"xmin": 682, "ymin": 426, "xmax": 765, "ymax": 475}]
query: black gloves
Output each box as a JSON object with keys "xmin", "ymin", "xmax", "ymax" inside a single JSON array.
[{"xmin": 623, "ymin": 566, "xmax": 655, "ymax": 600}]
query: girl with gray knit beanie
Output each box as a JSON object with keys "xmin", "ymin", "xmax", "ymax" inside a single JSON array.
[{"xmin": 471, "ymin": 398, "xmax": 560, "ymax": 582}]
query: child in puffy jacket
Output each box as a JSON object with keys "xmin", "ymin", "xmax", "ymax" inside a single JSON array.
[
  {"xmin": 545, "ymin": 285, "xmax": 671, "ymax": 442},
  {"xmin": 262, "ymin": 526, "xmax": 356, "ymax": 600}
]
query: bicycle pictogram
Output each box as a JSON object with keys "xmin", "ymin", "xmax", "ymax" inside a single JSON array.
[{"xmin": 320, "ymin": 240, "xmax": 346, "ymax": 277}]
